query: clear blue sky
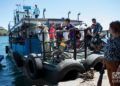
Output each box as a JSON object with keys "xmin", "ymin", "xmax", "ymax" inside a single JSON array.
[{"xmin": 0, "ymin": 0, "xmax": 120, "ymax": 30}]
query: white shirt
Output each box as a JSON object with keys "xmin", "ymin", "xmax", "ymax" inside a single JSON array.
[
  {"xmin": 34, "ymin": 28, "xmax": 41, "ymax": 34},
  {"xmin": 37, "ymin": 26, "xmax": 50, "ymax": 42},
  {"xmin": 63, "ymin": 27, "xmax": 69, "ymax": 41}
]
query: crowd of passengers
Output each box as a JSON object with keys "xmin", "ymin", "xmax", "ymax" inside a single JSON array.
[
  {"xmin": 34, "ymin": 18, "xmax": 120, "ymax": 86},
  {"xmin": 33, "ymin": 18, "xmax": 103, "ymax": 52}
]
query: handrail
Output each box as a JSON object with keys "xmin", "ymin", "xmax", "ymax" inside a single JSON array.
[{"xmin": 36, "ymin": 28, "xmax": 88, "ymax": 60}]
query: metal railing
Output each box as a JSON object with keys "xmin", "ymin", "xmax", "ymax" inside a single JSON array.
[{"xmin": 36, "ymin": 28, "xmax": 90, "ymax": 61}]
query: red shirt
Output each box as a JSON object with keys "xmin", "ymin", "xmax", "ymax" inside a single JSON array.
[{"xmin": 49, "ymin": 26, "xmax": 56, "ymax": 39}]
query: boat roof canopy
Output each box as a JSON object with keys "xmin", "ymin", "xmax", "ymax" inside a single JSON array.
[{"xmin": 9, "ymin": 18, "xmax": 82, "ymax": 32}]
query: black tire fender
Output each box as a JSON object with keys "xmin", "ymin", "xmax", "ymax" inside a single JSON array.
[
  {"xmin": 56, "ymin": 59, "xmax": 85, "ymax": 81},
  {"xmin": 26, "ymin": 53, "xmax": 43, "ymax": 79},
  {"xmin": 83, "ymin": 54, "xmax": 104, "ymax": 71}
]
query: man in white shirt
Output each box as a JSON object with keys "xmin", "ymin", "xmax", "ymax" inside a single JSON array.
[
  {"xmin": 33, "ymin": 5, "xmax": 40, "ymax": 18},
  {"xmin": 63, "ymin": 18, "xmax": 74, "ymax": 41}
]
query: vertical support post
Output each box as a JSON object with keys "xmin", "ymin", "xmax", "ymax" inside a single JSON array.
[
  {"xmin": 84, "ymin": 29, "xmax": 87, "ymax": 59},
  {"xmin": 28, "ymin": 11, "xmax": 32, "ymax": 54},
  {"xmin": 8, "ymin": 23, "xmax": 12, "ymax": 48},
  {"xmin": 56, "ymin": 31, "xmax": 59, "ymax": 49},
  {"xmin": 73, "ymin": 29, "xmax": 76, "ymax": 60},
  {"xmin": 42, "ymin": 31, "xmax": 45, "ymax": 61}
]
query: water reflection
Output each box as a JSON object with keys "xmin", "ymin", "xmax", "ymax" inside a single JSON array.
[{"xmin": 5, "ymin": 56, "xmax": 31, "ymax": 86}]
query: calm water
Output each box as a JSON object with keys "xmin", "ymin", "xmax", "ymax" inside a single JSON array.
[{"xmin": 0, "ymin": 36, "xmax": 31, "ymax": 86}]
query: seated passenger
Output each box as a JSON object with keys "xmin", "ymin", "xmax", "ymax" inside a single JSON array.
[
  {"xmin": 90, "ymin": 18, "xmax": 103, "ymax": 52},
  {"xmin": 91, "ymin": 18, "xmax": 103, "ymax": 36}
]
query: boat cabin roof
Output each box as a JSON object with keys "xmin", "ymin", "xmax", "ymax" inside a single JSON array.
[{"xmin": 9, "ymin": 18, "xmax": 82, "ymax": 32}]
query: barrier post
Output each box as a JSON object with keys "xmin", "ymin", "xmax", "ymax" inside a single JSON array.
[
  {"xmin": 84, "ymin": 29, "xmax": 87, "ymax": 59},
  {"xmin": 42, "ymin": 31, "xmax": 46, "ymax": 61},
  {"xmin": 73, "ymin": 29, "xmax": 76, "ymax": 60}
]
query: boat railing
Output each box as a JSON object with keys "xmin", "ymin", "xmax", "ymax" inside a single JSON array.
[{"xmin": 35, "ymin": 28, "xmax": 110, "ymax": 61}]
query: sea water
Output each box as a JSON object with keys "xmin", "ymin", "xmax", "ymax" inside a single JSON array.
[{"xmin": 0, "ymin": 36, "xmax": 31, "ymax": 86}]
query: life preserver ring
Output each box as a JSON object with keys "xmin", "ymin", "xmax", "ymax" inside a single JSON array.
[{"xmin": 25, "ymin": 53, "xmax": 43, "ymax": 79}]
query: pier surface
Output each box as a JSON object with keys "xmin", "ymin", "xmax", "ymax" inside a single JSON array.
[{"xmin": 58, "ymin": 70, "xmax": 109, "ymax": 86}]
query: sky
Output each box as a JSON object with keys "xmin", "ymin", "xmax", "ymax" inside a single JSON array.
[{"xmin": 0, "ymin": 0, "xmax": 120, "ymax": 30}]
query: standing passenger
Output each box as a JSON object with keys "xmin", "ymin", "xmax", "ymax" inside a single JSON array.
[
  {"xmin": 36, "ymin": 22, "xmax": 50, "ymax": 56},
  {"xmin": 63, "ymin": 18, "xmax": 74, "ymax": 49},
  {"xmin": 33, "ymin": 4, "xmax": 40, "ymax": 18},
  {"xmin": 49, "ymin": 23, "xmax": 56, "ymax": 49},
  {"xmin": 63, "ymin": 18, "xmax": 74, "ymax": 41}
]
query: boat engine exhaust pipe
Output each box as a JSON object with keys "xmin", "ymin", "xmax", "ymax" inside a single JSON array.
[
  {"xmin": 77, "ymin": 13, "xmax": 80, "ymax": 21},
  {"xmin": 43, "ymin": 8, "xmax": 46, "ymax": 19},
  {"xmin": 68, "ymin": 11, "xmax": 71, "ymax": 19}
]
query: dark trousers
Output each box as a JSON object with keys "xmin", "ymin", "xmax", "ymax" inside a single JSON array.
[{"xmin": 35, "ymin": 15, "xmax": 39, "ymax": 18}]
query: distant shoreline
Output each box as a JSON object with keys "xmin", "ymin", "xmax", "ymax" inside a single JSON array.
[
  {"xmin": 0, "ymin": 35, "xmax": 8, "ymax": 36},
  {"xmin": 0, "ymin": 27, "xmax": 8, "ymax": 36}
]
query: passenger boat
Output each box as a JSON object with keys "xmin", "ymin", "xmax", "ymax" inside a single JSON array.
[{"xmin": 6, "ymin": 5, "xmax": 106, "ymax": 85}]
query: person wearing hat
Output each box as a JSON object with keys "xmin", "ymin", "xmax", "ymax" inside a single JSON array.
[
  {"xmin": 36, "ymin": 22, "xmax": 50, "ymax": 56},
  {"xmin": 34, "ymin": 22, "xmax": 42, "ymax": 35}
]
